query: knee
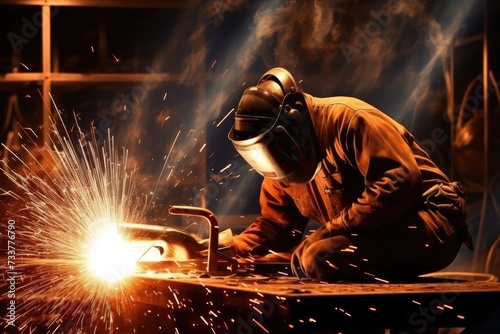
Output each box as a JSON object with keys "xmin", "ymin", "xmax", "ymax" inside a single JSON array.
[
  {"xmin": 302, "ymin": 237, "xmax": 371, "ymax": 282},
  {"xmin": 305, "ymin": 236, "xmax": 354, "ymax": 259}
]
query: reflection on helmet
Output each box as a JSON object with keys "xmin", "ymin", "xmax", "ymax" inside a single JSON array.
[
  {"xmin": 258, "ymin": 67, "xmax": 299, "ymax": 95},
  {"xmin": 233, "ymin": 86, "xmax": 280, "ymax": 139},
  {"xmin": 228, "ymin": 68, "xmax": 321, "ymax": 184}
]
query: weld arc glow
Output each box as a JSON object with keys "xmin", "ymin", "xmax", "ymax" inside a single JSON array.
[
  {"xmin": 0, "ymin": 99, "xmax": 157, "ymax": 331},
  {"xmin": 86, "ymin": 223, "xmax": 180, "ymax": 283},
  {"xmin": 86, "ymin": 222, "xmax": 137, "ymax": 283}
]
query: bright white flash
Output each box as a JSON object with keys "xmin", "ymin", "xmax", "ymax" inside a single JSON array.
[{"xmin": 87, "ymin": 224, "xmax": 137, "ymax": 283}]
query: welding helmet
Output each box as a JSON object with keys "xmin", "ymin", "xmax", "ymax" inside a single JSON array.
[{"xmin": 228, "ymin": 67, "xmax": 321, "ymax": 184}]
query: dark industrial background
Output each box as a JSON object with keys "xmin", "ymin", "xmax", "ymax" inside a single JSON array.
[{"xmin": 1, "ymin": 0, "xmax": 499, "ymax": 316}]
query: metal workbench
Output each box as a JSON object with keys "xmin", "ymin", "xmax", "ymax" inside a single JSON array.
[{"xmin": 130, "ymin": 273, "xmax": 500, "ymax": 334}]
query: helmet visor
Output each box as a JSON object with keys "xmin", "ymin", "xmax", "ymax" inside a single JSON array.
[{"xmin": 229, "ymin": 105, "xmax": 321, "ymax": 183}]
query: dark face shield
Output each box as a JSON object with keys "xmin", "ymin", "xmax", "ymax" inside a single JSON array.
[{"xmin": 228, "ymin": 92, "xmax": 322, "ymax": 184}]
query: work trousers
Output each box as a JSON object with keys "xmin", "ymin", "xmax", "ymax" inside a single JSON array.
[{"xmin": 301, "ymin": 208, "xmax": 462, "ymax": 282}]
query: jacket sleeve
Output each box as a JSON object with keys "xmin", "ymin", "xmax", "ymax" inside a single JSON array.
[
  {"xmin": 231, "ymin": 178, "xmax": 310, "ymax": 256},
  {"xmin": 327, "ymin": 109, "xmax": 423, "ymax": 233}
]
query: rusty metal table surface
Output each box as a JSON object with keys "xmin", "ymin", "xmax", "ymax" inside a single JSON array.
[{"xmin": 130, "ymin": 273, "xmax": 500, "ymax": 333}]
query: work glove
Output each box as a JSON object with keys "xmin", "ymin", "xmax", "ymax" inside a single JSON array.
[
  {"xmin": 422, "ymin": 182, "xmax": 473, "ymax": 250},
  {"xmin": 291, "ymin": 224, "xmax": 332, "ymax": 278},
  {"xmin": 192, "ymin": 228, "xmax": 234, "ymax": 250}
]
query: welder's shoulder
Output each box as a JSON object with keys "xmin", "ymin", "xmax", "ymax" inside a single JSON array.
[{"xmin": 306, "ymin": 94, "xmax": 378, "ymax": 115}]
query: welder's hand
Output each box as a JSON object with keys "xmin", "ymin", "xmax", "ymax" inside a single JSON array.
[
  {"xmin": 193, "ymin": 228, "xmax": 234, "ymax": 250},
  {"xmin": 290, "ymin": 250, "xmax": 306, "ymax": 278},
  {"xmin": 218, "ymin": 228, "xmax": 234, "ymax": 247},
  {"xmin": 291, "ymin": 224, "xmax": 332, "ymax": 278}
]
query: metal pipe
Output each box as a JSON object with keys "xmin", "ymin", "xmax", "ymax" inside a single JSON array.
[
  {"xmin": 472, "ymin": 0, "xmax": 490, "ymax": 272},
  {"xmin": 42, "ymin": 4, "xmax": 51, "ymax": 146},
  {"xmin": 449, "ymin": 42, "xmax": 455, "ymax": 181},
  {"xmin": 168, "ymin": 205, "xmax": 237, "ymax": 275}
]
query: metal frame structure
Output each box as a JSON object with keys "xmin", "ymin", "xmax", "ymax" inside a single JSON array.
[
  {"xmin": 445, "ymin": 0, "xmax": 500, "ymax": 274},
  {"xmin": 0, "ymin": 0, "xmax": 214, "ymax": 198},
  {"xmin": 0, "ymin": 0, "xmax": 203, "ymax": 144}
]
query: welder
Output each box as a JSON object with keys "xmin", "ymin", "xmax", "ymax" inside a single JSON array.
[{"xmin": 226, "ymin": 67, "xmax": 474, "ymax": 282}]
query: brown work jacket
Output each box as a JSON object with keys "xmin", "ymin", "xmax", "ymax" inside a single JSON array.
[{"xmin": 232, "ymin": 94, "xmax": 458, "ymax": 256}]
